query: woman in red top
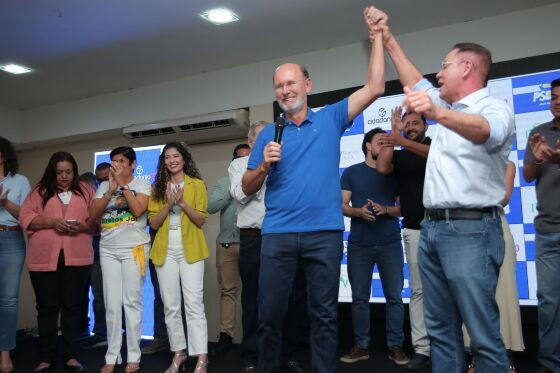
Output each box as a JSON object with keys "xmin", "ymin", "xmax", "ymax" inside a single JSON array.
[{"xmin": 19, "ymin": 152, "xmax": 95, "ymax": 373}]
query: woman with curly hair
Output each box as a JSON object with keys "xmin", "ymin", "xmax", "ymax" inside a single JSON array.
[
  {"xmin": 19, "ymin": 151, "xmax": 95, "ymax": 372},
  {"xmin": 0, "ymin": 137, "xmax": 31, "ymax": 373},
  {"xmin": 148, "ymin": 142, "xmax": 209, "ymax": 373}
]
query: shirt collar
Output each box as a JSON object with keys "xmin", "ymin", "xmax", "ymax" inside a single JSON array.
[
  {"xmin": 453, "ymin": 86, "xmax": 490, "ymax": 109},
  {"xmin": 281, "ymin": 106, "xmax": 315, "ymax": 127}
]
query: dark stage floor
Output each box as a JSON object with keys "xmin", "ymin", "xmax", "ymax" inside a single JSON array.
[
  {"xmin": 10, "ymin": 304, "xmax": 542, "ymax": 372},
  {"xmin": 10, "ymin": 336, "xmax": 540, "ymax": 373}
]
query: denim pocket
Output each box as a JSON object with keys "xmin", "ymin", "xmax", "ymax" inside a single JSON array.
[{"xmin": 448, "ymin": 218, "xmax": 488, "ymax": 235}]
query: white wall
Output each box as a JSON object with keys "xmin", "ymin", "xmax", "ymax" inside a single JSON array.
[
  {"xmin": 21, "ymin": 3, "xmax": 560, "ymax": 145},
  {"xmin": 0, "ymin": 105, "xmax": 23, "ymax": 143}
]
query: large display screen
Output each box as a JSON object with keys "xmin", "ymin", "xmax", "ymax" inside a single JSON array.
[{"xmin": 337, "ymin": 69, "xmax": 559, "ymax": 306}]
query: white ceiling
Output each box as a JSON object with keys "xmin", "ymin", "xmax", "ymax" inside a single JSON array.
[{"xmin": 1, "ymin": 0, "xmax": 558, "ymax": 110}]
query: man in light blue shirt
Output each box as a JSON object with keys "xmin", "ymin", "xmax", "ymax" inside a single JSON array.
[{"xmin": 369, "ymin": 8, "xmax": 514, "ymax": 373}]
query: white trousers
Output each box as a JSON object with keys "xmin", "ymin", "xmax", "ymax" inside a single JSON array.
[
  {"xmin": 100, "ymin": 244, "xmax": 149, "ymax": 364},
  {"xmin": 155, "ymin": 229, "xmax": 208, "ymax": 355}
]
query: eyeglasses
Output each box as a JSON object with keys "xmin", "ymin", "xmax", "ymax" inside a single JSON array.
[
  {"xmin": 274, "ymin": 79, "xmax": 307, "ymax": 91},
  {"xmin": 440, "ymin": 59, "xmax": 476, "ymax": 70}
]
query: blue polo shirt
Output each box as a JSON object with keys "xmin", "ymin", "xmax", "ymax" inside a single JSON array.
[{"xmin": 248, "ymin": 98, "xmax": 351, "ymax": 234}]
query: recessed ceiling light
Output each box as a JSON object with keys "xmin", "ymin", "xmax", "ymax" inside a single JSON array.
[
  {"xmin": 0, "ymin": 63, "xmax": 33, "ymax": 75},
  {"xmin": 199, "ymin": 8, "xmax": 239, "ymax": 25}
]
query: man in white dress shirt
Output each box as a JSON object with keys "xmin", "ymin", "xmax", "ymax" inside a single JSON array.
[
  {"xmin": 369, "ymin": 9, "xmax": 515, "ymax": 373},
  {"xmin": 228, "ymin": 121, "xmax": 303, "ymax": 373}
]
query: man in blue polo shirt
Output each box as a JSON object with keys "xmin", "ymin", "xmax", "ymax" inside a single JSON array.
[{"xmin": 241, "ymin": 7, "xmax": 386, "ymax": 373}]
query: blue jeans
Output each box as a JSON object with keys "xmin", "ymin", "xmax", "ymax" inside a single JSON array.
[
  {"xmin": 418, "ymin": 214, "xmax": 507, "ymax": 373},
  {"xmin": 535, "ymin": 231, "xmax": 560, "ymax": 371},
  {"xmin": 0, "ymin": 230, "xmax": 26, "ymax": 351},
  {"xmin": 347, "ymin": 240, "xmax": 404, "ymax": 348},
  {"xmin": 257, "ymin": 231, "xmax": 342, "ymax": 373}
]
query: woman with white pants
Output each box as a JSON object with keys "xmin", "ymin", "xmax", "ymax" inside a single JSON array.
[
  {"xmin": 148, "ymin": 142, "xmax": 209, "ymax": 373},
  {"xmin": 91, "ymin": 146, "xmax": 151, "ymax": 373}
]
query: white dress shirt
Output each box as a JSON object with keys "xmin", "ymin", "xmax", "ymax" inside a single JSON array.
[
  {"xmin": 228, "ymin": 155, "xmax": 266, "ymax": 229},
  {"xmin": 415, "ymin": 79, "xmax": 515, "ymax": 209}
]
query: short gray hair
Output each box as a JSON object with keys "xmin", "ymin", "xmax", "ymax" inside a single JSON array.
[{"xmin": 248, "ymin": 120, "xmax": 270, "ymax": 140}]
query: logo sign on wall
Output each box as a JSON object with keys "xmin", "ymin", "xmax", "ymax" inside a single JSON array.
[{"xmin": 337, "ymin": 69, "xmax": 559, "ymax": 306}]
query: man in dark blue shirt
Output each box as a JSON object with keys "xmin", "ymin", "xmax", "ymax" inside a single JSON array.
[{"xmin": 339, "ymin": 127, "xmax": 406, "ymax": 366}]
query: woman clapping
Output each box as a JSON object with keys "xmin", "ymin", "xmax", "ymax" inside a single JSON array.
[{"xmin": 148, "ymin": 142, "xmax": 209, "ymax": 373}]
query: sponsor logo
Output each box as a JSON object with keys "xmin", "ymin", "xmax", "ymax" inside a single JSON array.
[{"xmin": 367, "ymin": 107, "xmax": 390, "ymax": 125}]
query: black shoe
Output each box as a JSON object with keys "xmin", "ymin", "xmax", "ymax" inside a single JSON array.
[
  {"xmin": 403, "ymin": 353, "xmax": 430, "ymax": 370},
  {"xmin": 533, "ymin": 364, "xmax": 554, "ymax": 373},
  {"xmin": 141, "ymin": 338, "xmax": 169, "ymax": 354},
  {"xmin": 210, "ymin": 332, "xmax": 233, "ymax": 356},
  {"xmin": 282, "ymin": 360, "xmax": 303, "ymax": 373},
  {"xmin": 241, "ymin": 364, "xmax": 257, "ymax": 373},
  {"xmin": 34, "ymin": 363, "xmax": 55, "ymax": 373},
  {"xmin": 64, "ymin": 362, "xmax": 84, "ymax": 372},
  {"xmin": 80, "ymin": 335, "xmax": 108, "ymax": 349}
]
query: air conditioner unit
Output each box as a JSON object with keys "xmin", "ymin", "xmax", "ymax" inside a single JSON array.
[{"xmin": 122, "ymin": 108, "xmax": 249, "ymax": 146}]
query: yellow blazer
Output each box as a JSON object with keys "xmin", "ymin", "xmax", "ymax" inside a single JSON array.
[{"xmin": 148, "ymin": 175, "xmax": 209, "ymax": 265}]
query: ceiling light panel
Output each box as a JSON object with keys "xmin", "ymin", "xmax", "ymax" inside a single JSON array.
[
  {"xmin": 0, "ymin": 63, "xmax": 33, "ymax": 75},
  {"xmin": 199, "ymin": 8, "xmax": 239, "ymax": 25}
]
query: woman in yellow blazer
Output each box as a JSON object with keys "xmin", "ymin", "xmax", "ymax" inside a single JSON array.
[{"xmin": 148, "ymin": 142, "xmax": 209, "ymax": 373}]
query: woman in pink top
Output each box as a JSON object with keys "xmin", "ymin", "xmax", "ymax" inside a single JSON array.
[{"xmin": 19, "ymin": 152, "xmax": 95, "ymax": 373}]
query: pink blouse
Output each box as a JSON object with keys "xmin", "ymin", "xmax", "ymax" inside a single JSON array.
[{"xmin": 19, "ymin": 183, "xmax": 94, "ymax": 271}]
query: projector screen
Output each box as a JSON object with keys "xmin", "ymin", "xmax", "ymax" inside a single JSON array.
[{"xmin": 336, "ymin": 68, "xmax": 559, "ymax": 306}]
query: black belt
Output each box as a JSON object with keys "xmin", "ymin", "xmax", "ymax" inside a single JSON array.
[
  {"xmin": 425, "ymin": 207, "xmax": 496, "ymax": 221},
  {"xmin": 240, "ymin": 228, "xmax": 261, "ymax": 237},
  {"xmin": 0, "ymin": 224, "xmax": 21, "ymax": 231}
]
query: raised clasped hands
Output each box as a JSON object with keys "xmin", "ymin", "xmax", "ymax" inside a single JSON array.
[{"xmin": 364, "ymin": 6, "xmax": 391, "ymax": 43}]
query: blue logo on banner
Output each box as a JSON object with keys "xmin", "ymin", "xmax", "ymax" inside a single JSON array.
[{"xmin": 512, "ymin": 71, "xmax": 559, "ymax": 114}]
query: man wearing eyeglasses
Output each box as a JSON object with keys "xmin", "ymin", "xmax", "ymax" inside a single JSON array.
[
  {"xmin": 367, "ymin": 8, "xmax": 515, "ymax": 373},
  {"xmin": 523, "ymin": 78, "xmax": 560, "ymax": 373},
  {"xmin": 241, "ymin": 7, "xmax": 386, "ymax": 373}
]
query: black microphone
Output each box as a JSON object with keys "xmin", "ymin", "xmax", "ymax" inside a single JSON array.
[{"xmin": 272, "ymin": 116, "xmax": 285, "ymax": 168}]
